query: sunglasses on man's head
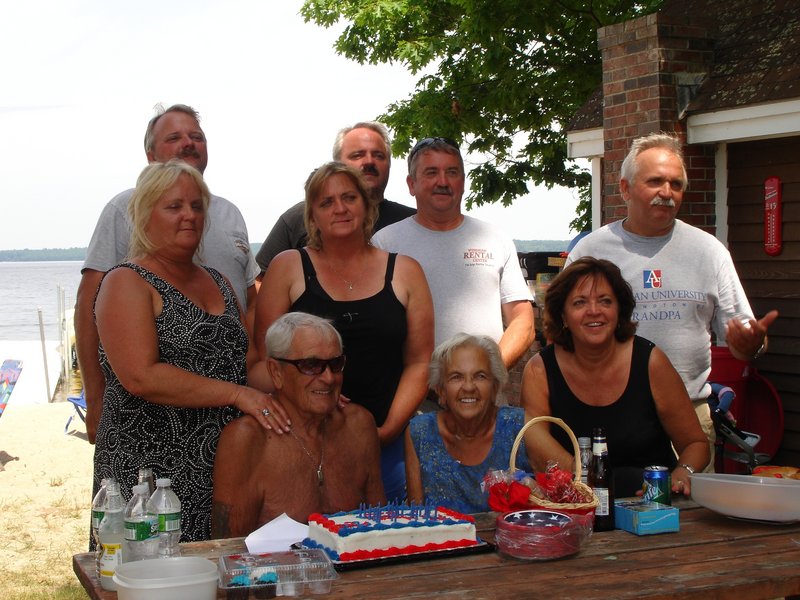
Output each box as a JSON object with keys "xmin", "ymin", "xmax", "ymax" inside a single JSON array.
[
  {"xmin": 408, "ymin": 136, "xmax": 460, "ymax": 163},
  {"xmin": 273, "ymin": 355, "xmax": 346, "ymax": 376}
]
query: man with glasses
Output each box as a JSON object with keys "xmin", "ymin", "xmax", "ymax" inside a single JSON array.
[
  {"xmin": 211, "ymin": 312, "xmax": 385, "ymax": 537},
  {"xmin": 254, "ymin": 121, "xmax": 416, "ymax": 272},
  {"xmin": 372, "ymin": 137, "xmax": 534, "ymax": 369}
]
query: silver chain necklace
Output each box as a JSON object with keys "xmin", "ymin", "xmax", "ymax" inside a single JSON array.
[{"xmin": 289, "ymin": 429, "xmax": 324, "ymax": 486}]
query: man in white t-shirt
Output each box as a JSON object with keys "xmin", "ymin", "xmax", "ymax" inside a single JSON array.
[
  {"xmin": 74, "ymin": 104, "xmax": 260, "ymax": 443},
  {"xmin": 372, "ymin": 137, "xmax": 534, "ymax": 369},
  {"xmin": 568, "ymin": 132, "xmax": 778, "ymax": 465}
]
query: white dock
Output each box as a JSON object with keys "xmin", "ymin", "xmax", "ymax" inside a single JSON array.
[{"xmin": 0, "ymin": 339, "xmax": 69, "ymax": 407}]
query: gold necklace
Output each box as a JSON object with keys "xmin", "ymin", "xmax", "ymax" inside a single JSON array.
[
  {"xmin": 321, "ymin": 250, "xmax": 364, "ymax": 291},
  {"xmin": 329, "ymin": 263, "xmax": 356, "ymax": 290},
  {"xmin": 289, "ymin": 429, "xmax": 324, "ymax": 486}
]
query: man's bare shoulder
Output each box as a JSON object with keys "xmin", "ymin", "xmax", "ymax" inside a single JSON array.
[
  {"xmin": 219, "ymin": 414, "xmax": 269, "ymax": 449},
  {"xmin": 337, "ymin": 402, "xmax": 378, "ymax": 431}
]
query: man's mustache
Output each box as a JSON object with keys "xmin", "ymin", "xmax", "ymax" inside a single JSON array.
[
  {"xmin": 180, "ymin": 148, "xmax": 201, "ymax": 159},
  {"xmin": 651, "ymin": 196, "xmax": 676, "ymax": 207},
  {"xmin": 361, "ymin": 165, "xmax": 379, "ymax": 177}
]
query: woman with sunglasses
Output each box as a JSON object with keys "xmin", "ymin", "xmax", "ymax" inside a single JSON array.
[
  {"xmin": 253, "ymin": 162, "xmax": 434, "ymax": 501},
  {"xmin": 92, "ymin": 161, "xmax": 276, "ymax": 546}
]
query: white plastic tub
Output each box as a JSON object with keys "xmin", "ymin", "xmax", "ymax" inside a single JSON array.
[
  {"xmin": 691, "ymin": 473, "xmax": 800, "ymax": 522},
  {"xmin": 113, "ymin": 557, "xmax": 218, "ymax": 600}
]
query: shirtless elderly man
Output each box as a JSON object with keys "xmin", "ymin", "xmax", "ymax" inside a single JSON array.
[{"xmin": 211, "ymin": 312, "xmax": 385, "ymax": 537}]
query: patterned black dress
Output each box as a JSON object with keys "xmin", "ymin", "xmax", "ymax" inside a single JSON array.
[{"xmin": 91, "ymin": 263, "xmax": 246, "ymax": 545}]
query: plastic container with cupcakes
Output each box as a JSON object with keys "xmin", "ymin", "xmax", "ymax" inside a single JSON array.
[
  {"xmin": 493, "ymin": 416, "xmax": 599, "ymax": 560},
  {"xmin": 218, "ymin": 548, "xmax": 338, "ymax": 598}
]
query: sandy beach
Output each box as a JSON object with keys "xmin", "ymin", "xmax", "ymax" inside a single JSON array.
[{"xmin": 0, "ymin": 338, "xmax": 92, "ymax": 598}]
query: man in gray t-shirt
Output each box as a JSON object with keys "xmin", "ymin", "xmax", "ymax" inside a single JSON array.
[
  {"xmin": 373, "ymin": 137, "xmax": 533, "ymax": 369},
  {"xmin": 74, "ymin": 104, "xmax": 259, "ymax": 443},
  {"xmin": 567, "ymin": 132, "xmax": 777, "ymax": 465}
]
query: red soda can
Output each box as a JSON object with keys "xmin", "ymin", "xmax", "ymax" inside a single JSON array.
[{"xmin": 642, "ymin": 466, "xmax": 671, "ymax": 505}]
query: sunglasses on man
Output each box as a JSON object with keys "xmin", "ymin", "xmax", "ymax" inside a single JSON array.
[
  {"xmin": 272, "ymin": 355, "xmax": 346, "ymax": 376},
  {"xmin": 407, "ymin": 136, "xmax": 460, "ymax": 164}
]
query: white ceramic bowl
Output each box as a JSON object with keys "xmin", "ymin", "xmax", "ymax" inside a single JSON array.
[
  {"xmin": 691, "ymin": 473, "xmax": 800, "ymax": 523},
  {"xmin": 113, "ymin": 557, "xmax": 217, "ymax": 600}
]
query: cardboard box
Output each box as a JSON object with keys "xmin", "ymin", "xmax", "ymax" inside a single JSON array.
[{"xmin": 614, "ymin": 498, "xmax": 679, "ymax": 535}]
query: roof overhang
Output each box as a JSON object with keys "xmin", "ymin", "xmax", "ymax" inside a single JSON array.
[
  {"xmin": 566, "ymin": 98, "xmax": 800, "ymax": 158},
  {"xmin": 566, "ymin": 128, "xmax": 604, "ymax": 159},
  {"xmin": 687, "ymin": 98, "xmax": 800, "ymax": 144}
]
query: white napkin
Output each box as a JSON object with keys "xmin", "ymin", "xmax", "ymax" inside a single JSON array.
[{"xmin": 244, "ymin": 513, "xmax": 309, "ymax": 553}]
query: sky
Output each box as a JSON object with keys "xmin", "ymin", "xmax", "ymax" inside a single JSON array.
[{"xmin": 0, "ymin": 0, "xmax": 584, "ymax": 252}]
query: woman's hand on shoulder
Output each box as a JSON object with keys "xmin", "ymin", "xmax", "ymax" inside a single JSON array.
[{"xmin": 232, "ymin": 386, "xmax": 292, "ymax": 434}]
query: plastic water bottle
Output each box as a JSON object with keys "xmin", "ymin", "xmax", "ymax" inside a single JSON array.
[
  {"xmin": 91, "ymin": 477, "xmax": 112, "ymax": 577},
  {"xmin": 98, "ymin": 481, "xmax": 125, "ymax": 591},
  {"xmin": 138, "ymin": 467, "xmax": 155, "ymax": 497},
  {"xmin": 123, "ymin": 483, "xmax": 159, "ymax": 562},
  {"xmin": 147, "ymin": 477, "xmax": 182, "ymax": 557}
]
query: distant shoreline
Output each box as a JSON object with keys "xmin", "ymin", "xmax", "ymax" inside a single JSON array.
[{"xmin": 0, "ymin": 239, "xmax": 570, "ymax": 262}]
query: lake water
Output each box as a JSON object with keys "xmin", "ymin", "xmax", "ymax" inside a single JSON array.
[{"xmin": 0, "ymin": 261, "xmax": 83, "ymax": 341}]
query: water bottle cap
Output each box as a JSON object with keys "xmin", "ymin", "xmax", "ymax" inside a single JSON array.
[
  {"xmin": 156, "ymin": 478, "xmax": 172, "ymax": 487},
  {"xmin": 106, "ymin": 481, "xmax": 120, "ymax": 494},
  {"xmin": 578, "ymin": 436, "xmax": 591, "ymax": 447}
]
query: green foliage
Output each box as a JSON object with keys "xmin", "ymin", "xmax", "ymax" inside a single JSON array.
[
  {"xmin": 301, "ymin": 0, "xmax": 663, "ymax": 229},
  {"xmin": 570, "ymin": 183, "xmax": 592, "ymax": 233}
]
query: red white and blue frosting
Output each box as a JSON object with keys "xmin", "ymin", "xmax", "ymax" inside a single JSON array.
[{"xmin": 305, "ymin": 503, "xmax": 478, "ymax": 561}]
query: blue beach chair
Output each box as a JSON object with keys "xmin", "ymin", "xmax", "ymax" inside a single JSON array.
[{"xmin": 65, "ymin": 390, "xmax": 87, "ymax": 434}]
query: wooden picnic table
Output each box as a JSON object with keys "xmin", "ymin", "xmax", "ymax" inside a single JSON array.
[{"xmin": 74, "ymin": 501, "xmax": 800, "ymax": 599}]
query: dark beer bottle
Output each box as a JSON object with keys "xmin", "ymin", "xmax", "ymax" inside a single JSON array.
[{"xmin": 588, "ymin": 427, "xmax": 615, "ymax": 531}]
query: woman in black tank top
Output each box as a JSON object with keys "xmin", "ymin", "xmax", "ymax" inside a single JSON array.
[
  {"xmin": 519, "ymin": 257, "xmax": 709, "ymax": 498},
  {"xmin": 252, "ymin": 162, "xmax": 434, "ymax": 501}
]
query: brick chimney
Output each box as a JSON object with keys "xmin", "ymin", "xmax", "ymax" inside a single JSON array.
[{"xmin": 597, "ymin": 10, "xmax": 717, "ymax": 231}]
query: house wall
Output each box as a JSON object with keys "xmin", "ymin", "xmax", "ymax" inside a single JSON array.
[
  {"xmin": 727, "ymin": 137, "xmax": 800, "ymax": 464},
  {"xmin": 594, "ymin": 9, "xmax": 798, "ymax": 464},
  {"xmin": 597, "ymin": 12, "xmax": 717, "ymax": 229}
]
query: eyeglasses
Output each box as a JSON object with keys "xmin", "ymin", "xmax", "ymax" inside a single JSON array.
[
  {"xmin": 408, "ymin": 137, "xmax": 460, "ymax": 164},
  {"xmin": 272, "ymin": 355, "xmax": 346, "ymax": 376}
]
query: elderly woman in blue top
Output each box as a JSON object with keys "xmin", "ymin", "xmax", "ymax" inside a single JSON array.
[{"xmin": 405, "ymin": 334, "xmax": 533, "ymax": 513}]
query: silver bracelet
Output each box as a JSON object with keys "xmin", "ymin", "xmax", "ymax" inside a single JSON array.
[{"xmin": 679, "ymin": 463, "xmax": 695, "ymax": 475}]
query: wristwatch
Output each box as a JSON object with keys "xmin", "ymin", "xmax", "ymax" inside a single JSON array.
[
  {"xmin": 679, "ymin": 463, "xmax": 695, "ymax": 475},
  {"xmin": 752, "ymin": 342, "xmax": 767, "ymax": 360}
]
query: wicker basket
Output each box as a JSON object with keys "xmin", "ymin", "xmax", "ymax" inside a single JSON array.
[{"xmin": 509, "ymin": 416, "xmax": 599, "ymax": 514}]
